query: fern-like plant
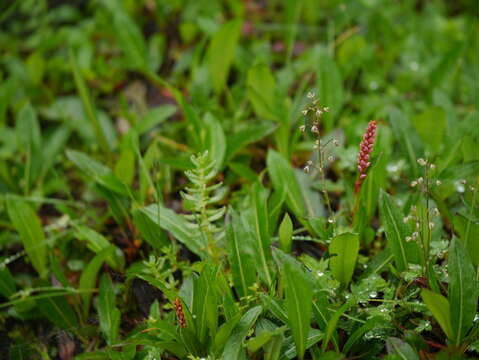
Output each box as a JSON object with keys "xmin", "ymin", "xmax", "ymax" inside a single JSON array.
[{"xmin": 181, "ymin": 151, "xmax": 226, "ymax": 259}]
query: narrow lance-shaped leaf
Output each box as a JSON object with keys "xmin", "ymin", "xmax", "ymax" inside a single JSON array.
[
  {"xmin": 283, "ymin": 256, "xmax": 313, "ymax": 360},
  {"xmin": 386, "ymin": 337, "xmax": 420, "ymax": 360},
  {"xmin": 380, "ymin": 190, "xmax": 410, "ymax": 272},
  {"xmin": 36, "ymin": 294, "xmax": 79, "ymax": 330},
  {"xmin": 448, "ymin": 238, "xmax": 478, "ymax": 344},
  {"xmin": 98, "ymin": 273, "xmax": 121, "ymax": 345},
  {"xmin": 329, "ymin": 232, "xmax": 359, "ymax": 286},
  {"xmin": 421, "ymin": 289, "xmax": 453, "ymax": 340},
  {"xmin": 227, "ymin": 210, "xmax": 256, "ymax": 298},
  {"xmin": 141, "ymin": 204, "xmax": 207, "ymax": 258},
  {"xmin": 267, "ymin": 150, "xmax": 309, "ymax": 231},
  {"xmin": 279, "ymin": 213, "xmax": 293, "ymax": 254},
  {"xmin": 69, "ymin": 50, "xmax": 110, "ymax": 155},
  {"xmin": 222, "ymin": 306, "xmax": 262, "ymax": 360},
  {"xmin": 207, "ymin": 19, "xmax": 242, "ymax": 93},
  {"xmin": 7, "ymin": 197, "xmax": 48, "ymax": 278},
  {"xmin": 251, "ymin": 181, "xmax": 273, "ymax": 285},
  {"xmin": 79, "ymin": 246, "xmax": 115, "ymax": 319}
]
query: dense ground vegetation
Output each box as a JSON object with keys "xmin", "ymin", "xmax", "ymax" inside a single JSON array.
[{"xmin": 1, "ymin": 0, "xmax": 479, "ymax": 359}]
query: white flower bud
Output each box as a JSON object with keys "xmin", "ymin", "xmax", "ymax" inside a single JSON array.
[{"xmin": 417, "ymin": 158, "xmax": 427, "ymax": 166}]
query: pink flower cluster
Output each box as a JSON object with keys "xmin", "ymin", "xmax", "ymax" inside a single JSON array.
[{"xmin": 354, "ymin": 120, "xmax": 376, "ymax": 194}]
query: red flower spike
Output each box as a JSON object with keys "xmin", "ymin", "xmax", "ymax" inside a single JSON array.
[
  {"xmin": 174, "ymin": 297, "xmax": 186, "ymax": 328},
  {"xmin": 354, "ymin": 120, "xmax": 376, "ymax": 194}
]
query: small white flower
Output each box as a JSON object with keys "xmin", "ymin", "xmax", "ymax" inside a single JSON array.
[
  {"xmin": 316, "ymin": 109, "xmax": 322, "ymax": 117},
  {"xmin": 460, "ymin": 179, "xmax": 467, "ymax": 185},
  {"xmin": 307, "ymin": 160, "xmax": 313, "ymax": 165},
  {"xmin": 333, "ymin": 139, "xmax": 340, "ymax": 146},
  {"xmin": 417, "ymin": 177, "xmax": 424, "ymax": 184},
  {"xmin": 323, "ymin": 107, "xmax": 330, "ymax": 112},
  {"xmin": 302, "ymin": 110, "xmax": 308, "ymax": 116},
  {"xmin": 470, "ymin": 186, "xmax": 476, "ymax": 192},
  {"xmin": 311, "ymin": 125, "xmax": 319, "ymax": 133},
  {"xmin": 428, "ymin": 222, "xmax": 435, "ymax": 230},
  {"xmin": 412, "ymin": 231, "xmax": 419, "ymax": 240},
  {"xmin": 429, "ymin": 164, "xmax": 435, "ymax": 170},
  {"xmin": 307, "ymin": 91, "xmax": 315, "ymax": 99},
  {"xmin": 403, "ymin": 216, "xmax": 410, "ymax": 223},
  {"xmin": 328, "ymin": 156, "xmax": 334, "ymax": 162},
  {"xmin": 436, "ymin": 180, "xmax": 442, "ymax": 186},
  {"xmin": 304, "ymin": 166, "xmax": 310, "ymax": 173},
  {"xmin": 405, "ymin": 236, "xmax": 412, "ymax": 242},
  {"xmin": 299, "ymin": 125, "xmax": 306, "ymax": 132},
  {"xmin": 417, "ymin": 158, "xmax": 427, "ymax": 166},
  {"xmin": 411, "ymin": 181, "xmax": 418, "ymax": 187}
]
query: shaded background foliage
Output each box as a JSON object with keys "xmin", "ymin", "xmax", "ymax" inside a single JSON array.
[{"xmin": 0, "ymin": 0, "xmax": 478, "ymax": 359}]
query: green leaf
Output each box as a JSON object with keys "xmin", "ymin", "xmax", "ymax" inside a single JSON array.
[
  {"xmin": 16, "ymin": 103, "xmax": 42, "ymax": 185},
  {"xmin": 421, "ymin": 289, "xmax": 453, "ymax": 340},
  {"xmin": 250, "ymin": 181, "xmax": 273, "ymax": 285},
  {"xmin": 329, "ymin": 232, "xmax": 359, "ymax": 286},
  {"xmin": 322, "ymin": 301, "xmax": 353, "ymax": 352},
  {"xmin": 36, "ymin": 293, "xmax": 79, "ymax": 330},
  {"xmin": 225, "ymin": 123, "xmax": 276, "ymax": 164},
  {"xmin": 247, "ymin": 64, "xmax": 278, "ymax": 120},
  {"xmin": 204, "ymin": 114, "xmax": 226, "ymax": 170},
  {"xmin": 66, "ymin": 149, "xmax": 128, "ymax": 196},
  {"xmin": 267, "ymin": 150, "xmax": 306, "ymax": 225},
  {"xmin": 264, "ymin": 333, "xmax": 284, "ymax": 360},
  {"xmin": 386, "ymin": 337, "xmax": 420, "ymax": 360},
  {"xmin": 448, "ymin": 238, "xmax": 478, "ymax": 344},
  {"xmin": 453, "ymin": 213, "xmax": 479, "ymax": 266},
  {"xmin": 103, "ymin": 0, "xmax": 148, "ymax": 71},
  {"xmin": 192, "ymin": 263, "xmax": 219, "ymax": 344},
  {"xmin": 221, "ymin": 306, "xmax": 262, "ymax": 360},
  {"xmin": 6, "ymin": 197, "xmax": 48, "ymax": 278},
  {"xmin": 389, "ymin": 107, "xmax": 419, "ymax": 178},
  {"xmin": 430, "ymin": 41, "xmax": 464, "ymax": 88},
  {"xmin": 69, "ymin": 49, "xmax": 110, "ymax": 154},
  {"xmin": 79, "ymin": 246, "xmax": 115, "ymax": 319},
  {"xmin": 0, "ymin": 265, "xmax": 17, "ymax": 297},
  {"xmin": 207, "ymin": 19, "xmax": 242, "ymax": 93},
  {"xmin": 41, "ymin": 126, "xmax": 70, "ymax": 178},
  {"xmin": 279, "ymin": 213, "xmax": 293, "ymax": 253},
  {"xmin": 98, "ymin": 273, "xmax": 121, "ymax": 345},
  {"xmin": 380, "ymin": 190, "xmax": 413, "ymax": 272},
  {"xmin": 316, "ymin": 51, "xmax": 344, "ymax": 130},
  {"xmin": 343, "ymin": 317, "xmax": 382, "ymax": 354},
  {"xmin": 132, "ymin": 208, "xmax": 169, "ymax": 250},
  {"xmin": 412, "ymin": 106, "xmax": 446, "ymax": 154},
  {"xmin": 227, "ymin": 210, "xmax": 256, "ymax": 298},
  {"xmin": 135, "ymin": 105, "xmax": 176, "ymax": 134},
  {"xmin": 283, "ymin": 256, "xmax": 313, "ymax": 359},
  {"xmin": 283, "ymin": 328, "xmax": 323, "ymax": 359},
  {"xmin": 74, "ymin": 225, "xmax": 124, "ymax": 270},
  {"xmin": 141, "ymin": 204, "xmax": 207, "ymax": 258}
]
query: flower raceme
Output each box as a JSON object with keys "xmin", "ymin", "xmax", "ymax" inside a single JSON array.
[{"xmin": 354, "ymin": 120, "xmax": 377, "ymax": 194}]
